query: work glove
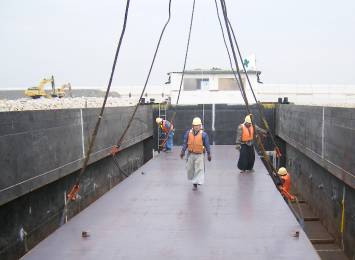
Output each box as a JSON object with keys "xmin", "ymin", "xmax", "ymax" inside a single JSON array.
[
  {"xmin": 208, "ymin": 154, "xmax": 212, "ymax": 162},
  {"xmin": 180, "ymin": 151, "xmax": 185, "ymax": 159},
  {"xmin": 236, "ymin": 145, "xmax": 241, "ymax": 150}
]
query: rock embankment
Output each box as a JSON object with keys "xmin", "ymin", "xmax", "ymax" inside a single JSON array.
[{"xmin": 0, "ymin": 96, "xmax": 168, "ymax": 112}]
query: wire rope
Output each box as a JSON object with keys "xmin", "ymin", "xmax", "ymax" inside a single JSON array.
[
  {"xmin": 159, "ymin": 0, "xmax": 196, "ymax": 151},
  {"xmin": 112, "ymin": 0, "xmax": 172, "ymax": 155},
  {"xmin": 217, "ymin": 0, "xmax": 283, "ymax": 189},
  {"xmin": 59, "ymin": 0, "xmax": 131, "ymax": 227},
  {"xmin": 170, "ymin": 0, "xmax": 197, "ymax": 124}
]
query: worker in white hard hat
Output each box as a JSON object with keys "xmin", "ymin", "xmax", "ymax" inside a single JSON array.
[
  {"xmin": 236, "ymin": 115, "xmax": 268, "ymax": 173},
  {"xmin": 180, "ymin": 117, "xmax": 211, "ymax": 190},
  {"xmin": 156, "ymin": 117, "xmax": 175, "ymax": 152}
]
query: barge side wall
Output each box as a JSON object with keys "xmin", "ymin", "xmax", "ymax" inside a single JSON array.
[
  {"xmin": 0, "ymin": 106, "xmax": 154, "ymax": 260},
  {"xmin": 275, "ymin": 104, "xmax": 355, "ymax": 259},
  {"xmin": 0, "ymin": 106, "xmax": 153, "ymax": 206}
]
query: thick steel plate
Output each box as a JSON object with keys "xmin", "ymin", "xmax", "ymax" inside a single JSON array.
[{"xmin": 22, "ymin": 145, "xmax": 320, "ymax": 259}]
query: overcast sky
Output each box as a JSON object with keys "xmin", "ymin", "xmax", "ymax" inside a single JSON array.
[{"xmin": 1, "ymin": 0, "xmax": 354, "ymax": 89}]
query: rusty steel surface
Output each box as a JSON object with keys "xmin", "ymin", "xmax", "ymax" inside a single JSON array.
[
  {"xmin": 304, "ymin": 221, "xmax": 335, "ymax": 243},
  {"xmin": 21, "ymin": 145, "xmax": 320, "ymax": 260}
]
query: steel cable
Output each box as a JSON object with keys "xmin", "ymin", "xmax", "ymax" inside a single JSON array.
[
  {"xmin": 217, "ymin": 0, "xmax": 283, "ymax": 189},
  {"xmin": 213, "ymin": 0, "xmax": 241, "ymax": 89},
  {"xmin": 59, "ymin": 0, "xmax": 131, "ymax": 226},
  {"xmin": 227, "ymin": 19, "xmax": 281, "ymax": 164},
  {"xmin": 217, "ymin": 1, "xmax": 305, "ymax": 227},
  {"xmin": 221, "ymin": 2, "xmax": 283, "ymax": 184},
  {"xmin": 159, "ymin": 0, "xmax": 196, "ymax": 150},
  {"xmin": 170, "ymin": 0, "xmax": 196, "ymax": 123}
]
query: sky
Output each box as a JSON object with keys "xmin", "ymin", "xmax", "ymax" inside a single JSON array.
[{"xmin": 1, "ymin": 0, "xmax": 355, "ymax": 89}]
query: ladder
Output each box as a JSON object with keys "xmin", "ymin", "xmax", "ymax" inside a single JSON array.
[{"xmin": 158, "ymin": 103, "xmax": 167, "ymax": 150}]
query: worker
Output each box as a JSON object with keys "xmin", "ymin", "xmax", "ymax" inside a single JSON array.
[
  {"xmin": 156, "ymin": 118, "xmax": 174, "ymax": 152},
  {"xmin": 275, "ymin": 167, "xmax": 291, "ymax": 191},
  {"xmin": 180, "ymin": 117, "xmax": 211, "ymax": 190},
  {"xmin": 236, "ymin": 115, "xmax": 268, "ymax": 173}
]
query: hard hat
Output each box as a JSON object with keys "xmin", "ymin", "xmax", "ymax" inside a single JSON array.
[
  {"xmin": 156, "ymin": 118, "xmax": 163, "ymax": 124},
  {"xmin": 245, "ymin": 115, "xmax": 252, "ymax": 123},
  {"xmin": 192, "ymin": 117, "xmax": 202, "ymax": 126},
  {"xmin": 277, "ymin": 167, "xmax": 287, "ymax": 175}
]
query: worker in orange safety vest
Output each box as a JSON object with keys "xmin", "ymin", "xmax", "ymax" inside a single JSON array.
[
  {"xmin": 156, "ymin": 118, "xmax": 174, "ymax": 152},
  {"xmin": 236, "ymin": 115, "xmax": 268, "ymax": 173},
  {"xmin": 180, "ymin": 117, "xmax": 211, "ymax": 190},
  {"xmin": 275, "ymin": 167, "xmax": 291, "ymax": 191}
]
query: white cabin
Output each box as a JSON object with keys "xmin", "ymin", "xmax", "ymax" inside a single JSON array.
[{"xmin": 168, "ymin": 69, "xmax": 261, "ymax": 104}]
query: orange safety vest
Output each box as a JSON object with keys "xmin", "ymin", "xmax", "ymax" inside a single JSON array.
[
  {"xmin": 160, "ymin": 120, "xmax": 173, "ymax": 133},
  {"xmin": 280, "ymin": 173, "xmax": 290, "ymax": 191},
  {"xmin": 187, "ymin": 130, "xmax": 204, "ymax": 154},
  {"xmin": 240, "ymin": 123, "xmax": 254, "ymax": 141}
]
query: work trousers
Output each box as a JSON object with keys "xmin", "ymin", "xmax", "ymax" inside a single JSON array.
[
  {"xmin": 165, "ymin": 133, "xmax": 173, "ymax": 150},
  {"xmin": 237, "ymin": 144, "xmax": 255, "ymax": 171},
  {"xmin": 161, "ymin": 131, "xmax": 174, "ymax": 150},
  {"xmin": 187, "ymin": 152, "xmax": 204, "ymax": 185}
]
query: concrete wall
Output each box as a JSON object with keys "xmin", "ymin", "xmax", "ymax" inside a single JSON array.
[
  {"xmin": 275, "ymin": 104, "xmax": 355, "ymax": 259},
  {"xmin": 0, "ymin": 106, "xmax": 153, "ymax": 206}
]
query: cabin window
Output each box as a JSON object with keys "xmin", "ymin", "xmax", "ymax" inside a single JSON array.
[
  {"xmin": 218, "ymin": 78, "xmax": 244, "ymax": 91},
  {"xmin": 184, "ymin": 78, "xmax": 209, "ymax": 91}
]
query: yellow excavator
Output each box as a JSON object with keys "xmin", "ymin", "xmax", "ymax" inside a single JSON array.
[
  {"xmin": 51, "ymin": 83, "xmax": 73, "ymax": 98},
  {"xmin": 25, "ymin": 76, "xmax": 56, "ymax": 99}
]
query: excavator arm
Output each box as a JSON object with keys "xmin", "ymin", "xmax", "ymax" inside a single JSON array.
[
  {"xmin": 25, "ymin": 76, "xmax": 55, "ymax": 99},
  {"xmin": 53, "ymin": 83, "xmax": 73, "ymax": 98}
]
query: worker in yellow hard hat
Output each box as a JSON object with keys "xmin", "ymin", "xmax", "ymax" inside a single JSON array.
[
  {"xmin": 156, "ymin": 117, "xmax": 175, "ymax": 153},
  {"xmin": 273, "ymin": 167, "xmax": 291, "ymax": 201},
  {"xmin": 275, "ymin": 167, "xmax": 290, "ymax": 191},
  {"xmin": 180, "ymin": 117, "xmax": 211, "ymax": 190},
  {"xmin": 236, "ymin": 115, "xmax": 268, "ymax": 173}
]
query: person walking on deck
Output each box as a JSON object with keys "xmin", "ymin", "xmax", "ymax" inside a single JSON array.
[
  {"xmin": 236, "ymin": 115, "xmax": 267, "ymax": 173},
  {"xmin": 156, "ymin": 118, "xmax": 174, "ymax": 152},
  {"xmin": 180, "ymin": 117, "xmax": 211, "ymax": 190}
]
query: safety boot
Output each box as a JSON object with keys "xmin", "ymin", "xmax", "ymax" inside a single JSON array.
[{"xmin": 192, "ymin": 184, "xmax": 197, "ymax": 190}]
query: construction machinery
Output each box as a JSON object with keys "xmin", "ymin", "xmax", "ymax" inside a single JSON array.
[
  {"xmin": 51, "ymin": 83, "xmax": 73, "ymax": 98},
  {"xmin": 25, "ymin": 76, "xmax": 56, "ymax": 99}
]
